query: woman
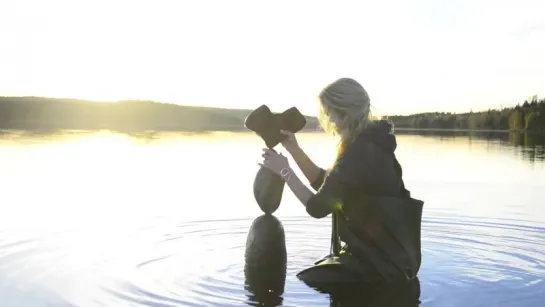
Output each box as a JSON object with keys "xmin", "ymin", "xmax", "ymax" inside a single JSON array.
[{"xmin": 260, "ymin": 77, "xmax": 422, "ymax": 284}]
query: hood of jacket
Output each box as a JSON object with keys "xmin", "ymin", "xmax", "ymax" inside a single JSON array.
[{"xmin": 358, "ymin": 119, "xmax": 397, "ymax": 153}]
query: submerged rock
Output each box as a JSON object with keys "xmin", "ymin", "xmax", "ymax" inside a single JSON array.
[{"xmin": 244, "ymin": 214, "xmax": 287, "ymax": 305}]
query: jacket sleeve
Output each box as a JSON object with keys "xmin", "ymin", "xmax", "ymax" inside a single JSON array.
[
  {"xmin": 305, "ymin": 144, "xmax": 365, "ymax": 219},
  {"xmin": 310, "ymin": 168, "xmax": 327, "ymax": 191}
]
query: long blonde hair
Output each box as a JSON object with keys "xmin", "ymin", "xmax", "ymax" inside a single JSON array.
[{"xmin": 318, "ymin": 78, "xmax": 372, "ymax": 157}]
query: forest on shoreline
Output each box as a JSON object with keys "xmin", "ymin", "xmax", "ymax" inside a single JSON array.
[
  {"xmin": 0, "ymin": 97, "xmax": 319, "ymax": 132},
  {"xmin": 387, "ymin": 95, "xmax": 545, "ymax": 132},
  {"xmin": 0, "ymin": 96, "xmax": 544, "ymax": 133}
]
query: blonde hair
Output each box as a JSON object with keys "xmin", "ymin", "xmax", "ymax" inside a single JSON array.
[{"xmin": 318, "ymin": 77, "xmax": 372, "ymax": 157}]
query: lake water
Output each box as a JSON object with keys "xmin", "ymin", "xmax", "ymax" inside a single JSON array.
[{"xmin": 0, "ymin": 130, "xmax": 544, "ymax": 307}]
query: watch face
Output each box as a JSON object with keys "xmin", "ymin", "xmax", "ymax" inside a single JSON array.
[{"xmin": 280, "ymin": 168, "xmax": 290, "ymax": 176}]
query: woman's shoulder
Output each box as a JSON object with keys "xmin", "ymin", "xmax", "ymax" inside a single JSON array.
[{"xmin": 342, "ymin": 122, "xmax": 397, "ymax": 161}]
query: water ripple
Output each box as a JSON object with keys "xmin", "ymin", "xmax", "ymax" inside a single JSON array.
[{"xmin": 0, "ymin": 211, "xmax": 544, "ymax": 306}]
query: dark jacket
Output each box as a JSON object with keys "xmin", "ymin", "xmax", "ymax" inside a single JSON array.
[
  {"xmin": 306, "ymin": 120, "xmax": 406, "ymax": 217},
  {"xmin": 306, "ymin": 120, "xmax": 423, "ymax": 283}
]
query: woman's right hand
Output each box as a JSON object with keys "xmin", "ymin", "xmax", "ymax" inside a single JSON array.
[{"xmin": 280, "ymin": 130, "xmax": 300, "ymax": 154}]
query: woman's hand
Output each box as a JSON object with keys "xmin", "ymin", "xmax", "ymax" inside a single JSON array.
[
  {"xmin": 280, "ymin": 130, "xmax": 300, "ymax": 154},
  {"xmin": 259, "ymin": 148, "xmax": 290, "ymax": 176}
]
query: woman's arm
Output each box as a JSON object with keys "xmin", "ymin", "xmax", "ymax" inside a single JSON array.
[
  {"xmin": 284, "ymin": 171, "xmax": 314, "ymax": 206},
  {"xmin": 284, "ymin": 139, "xmax": 364, "ymax": 219},
  {"xmin": 280, "ymin": 130, "xmax": 326, "ymax": 189},
  {"xmin": 284, "ymin": 167, "xmax": 343, "ymax": 219},
  {"xmin": 288, "ymin": 146, "xmax": 326, "ymax": 189}
]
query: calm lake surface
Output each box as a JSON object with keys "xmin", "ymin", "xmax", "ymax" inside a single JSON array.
[{"xmin": 1, "ymin": 130, "xmax": 544, "ymax": 307}]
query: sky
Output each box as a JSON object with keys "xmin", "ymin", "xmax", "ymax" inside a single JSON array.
[{"xmin": 0, "ymin": 0, "xmax": 544, "ymax": 116}]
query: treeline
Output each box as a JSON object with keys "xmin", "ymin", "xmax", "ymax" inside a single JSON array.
[
  {"xmin": 1, "ymin": 96, "xmax": 544, "ymax": 133},
  {"xmin": 388, "ymin": 95, "xmax": 545, "ymax": 131},
  {"xmin": 0, "ymin": 97, "xmax": 319, "ymax": 132}
]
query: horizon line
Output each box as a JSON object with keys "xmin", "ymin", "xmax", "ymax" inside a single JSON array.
[{"xmin": 0, "ymin": 94, "xmax": 542, "ymax": 118}]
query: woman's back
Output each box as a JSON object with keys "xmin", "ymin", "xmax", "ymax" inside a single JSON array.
[{"xmin": 337, "ymin": 120, "xmax": 404, "ymax": 198}]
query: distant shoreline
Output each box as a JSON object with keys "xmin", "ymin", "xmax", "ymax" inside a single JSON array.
[
  {"xmin": 0, "ymin": 125, "xmax": 323, "ymax": 135},
  {"xmin": 2, "ymin": 126, "xmax": 543, "ymax": 135},
  {"xmin": 1, "ymin": 96, "xmax": 544, "ymax": 133},
  {"xmin": 393, "ymin": 127, "xmax": 545, "ymax": 134},
  {"xmin": 393, "ymin": 127, "xmax": 511, "ymax": 133}
]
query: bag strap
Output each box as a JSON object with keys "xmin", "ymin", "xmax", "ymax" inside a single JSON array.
[
  {"xmin": 330, "ymin": 212, "xmax": 341, "ymax": 257},
  {"xmin": 393, "ymin": 155, "xmax": 410, "ymax": 198}
]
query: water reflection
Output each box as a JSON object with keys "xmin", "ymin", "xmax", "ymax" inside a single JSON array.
[
  {"xmin": 5, "ymin": 128, "xmax": 544, "ymax": 160},
  {"xmin": 325, "ymin": 278, "xmax": 421, "ymax": 307},
  {"xmin": 394, "ymin": 130, "xmax": 545, "ymax": 163},
  {"xmin": 0, "ymin": 130, "xmax": 544, "ymax": 306}
]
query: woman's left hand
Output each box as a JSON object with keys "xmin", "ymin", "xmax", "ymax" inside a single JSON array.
[{"xmin": 259, "ymin": 148, "xmax": 290, "ymax": 175}]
